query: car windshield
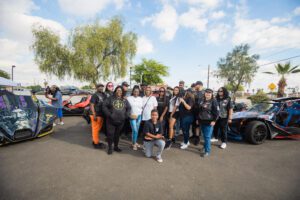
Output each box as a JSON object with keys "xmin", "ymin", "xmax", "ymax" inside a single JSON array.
[{"xmin": 248, "ymin": 102, "xmax": 280, "ymax": 114}]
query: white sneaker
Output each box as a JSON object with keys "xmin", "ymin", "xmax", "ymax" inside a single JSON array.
[
  {"xmin": 59, "ymin": 122, "xmax": 64, "ymax": 125},
  {"xmin": 53, "ymin": 123, "xmax": 56, "ymax": 127},
  {"xmin": 180, "ymin": 143, "xmax": 188, "ymax": 150},
  {"xmin": 220, "ymin": 143, "xmax": 227, "ymax": 149},
  {"xmin": 210, "ymin": 138, "xmax": 218, "ymax": 142},
  {"xmin": 156, "ymin": 158, "xmax": 163, "ymax": 163},
  {"xmin": 180, "ymin": 141, "xmax": 190, "ymax": 146}
]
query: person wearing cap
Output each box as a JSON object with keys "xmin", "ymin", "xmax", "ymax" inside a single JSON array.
[
  {"xmin": 197, "ymin": 88, "xmax": 219, "ymax": 157},
  {"xmin": 192, "ymin": 81, "xmax": 205, "ymax": 145},
  {"xmin": 89, "ymin": 83, "xmax": 106, "ymax": 149},
  {"xmin": 140, "ymin": 83, "xmax": 147, "ymax": 97},
  {"xmin": 178, "ymin": 88, "xmax": 195, "ymax": 149},
  {"xmin": 121, "ymin": 81, "xmax": 130, "ymax": 98},
  {"xmin": 46, "ymin": 85, "xmax": 64, "ymax": 126},
  {"xmin": 178, "ymin": 80, "xmax": 185, "ymax": 97}
]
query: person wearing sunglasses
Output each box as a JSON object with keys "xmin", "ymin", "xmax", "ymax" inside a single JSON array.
[
  {"xmin": 156, "ymin": 87, "xmax": 170, "ymax": 137},
  {"xmin": 212, "ymin": 87, "xmax": 233, "ymax": 149},
  {"xmin": 105, "ymin": 82, "xmax": 114, "ymax": 98},
  {"xmin": 197, "ymin": 89, "xmax": 219, "ymax": 157}
]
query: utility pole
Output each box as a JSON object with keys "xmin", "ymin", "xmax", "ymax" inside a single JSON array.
[
  {"xmin": 129, "ymin": 66, "xmax": 132, "ymax": 88},
  {"xmin": 207, "ymin": 65, "xmax": 210, "ymax": 88},
  {"xmin": 140, "ymin": 73, "xmax": 143, "ymax": 85},
  {"xmin": 11, "ymin": 65, "xmax": 16, "ymax": 92}
]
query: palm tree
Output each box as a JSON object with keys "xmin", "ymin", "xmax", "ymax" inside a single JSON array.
[
  {"xmin": 264, "ymin": 62, "xmax": 300, "ymax": 97},
  {"xmin": 0, "ymin": 69, "xmax": 10, "ymax": 79}
]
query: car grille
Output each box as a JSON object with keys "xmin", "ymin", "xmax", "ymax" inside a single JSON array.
[{"xmin": 14, "ymin": 130, "xmax": 32, "ymax": 140}]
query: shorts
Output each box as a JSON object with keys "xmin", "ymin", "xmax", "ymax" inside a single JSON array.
[
  {"xmin": 167, "ymin": 111, "xmax": 180, "ymax": 120},
  {"xmin": 57, "ymin": 108, "xmax": 63, "ymax": 118}
]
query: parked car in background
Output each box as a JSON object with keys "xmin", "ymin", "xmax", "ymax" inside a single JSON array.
[{"xmin": 228, "ymin": 97, "xmax": 300, "ymax": 144}]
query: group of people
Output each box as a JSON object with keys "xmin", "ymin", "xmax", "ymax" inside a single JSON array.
[{"xmin": 89, "ymin": 80, "xmax": 233, "ymax": 163}]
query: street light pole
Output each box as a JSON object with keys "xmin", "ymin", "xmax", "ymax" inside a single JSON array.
[
  {"xmin": 11, "ymin": 65, "xmax": 16, "ymax": 81},
  {"xmin": 207, "ymin": 65, "xmax": 210, "ymax": 88},
  {"xmin": 129, "ymin": 66, "xmax": 132, "ymax": 88}
]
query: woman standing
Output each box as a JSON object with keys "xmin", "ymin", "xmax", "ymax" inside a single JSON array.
[
  {"xmin": 198, "ymin": 89, "xmax": 219, "ymax": 157},
  {"xmin": 179, "ymin": 89, "xmax": 195, "ymax": 150},
  {"xmin": 213, "ymin": 87, "xmax": 233, "ymax": 149},
  {"xmin": 156, "ymin": 87, "xmax": 169, "ymax": 138},
  {"xmin": 104, "ymin": 82, "xmax": 114, "ymax": 98},
  {"xmin": 141, "ymin": 86, "xmax": 158, "ymax": 125},
  {"xmin": 127, "ymin": 87, "xmax": 143, "ymax": 150},
  {"xmin": 165, "ymin": 86, "xmax": 181, "ymax": 149},
  {"xmin": 102, "ymin": 86, "xmax": 131, "ymax": 155}
]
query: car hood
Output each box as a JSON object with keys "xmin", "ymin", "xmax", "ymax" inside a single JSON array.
[{"xmin": 232, "ymin": 111, "xmax": 272, "ymax": 120}]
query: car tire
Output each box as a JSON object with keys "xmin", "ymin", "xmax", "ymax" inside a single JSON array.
[{"xmin": 245, "ymin": 121, "xmax": 268, "ymax": 145}]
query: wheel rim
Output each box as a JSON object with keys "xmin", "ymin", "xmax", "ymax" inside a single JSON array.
[{"xmin": 253, "ymin": 125, "xmax": 267, "ymax": 143}]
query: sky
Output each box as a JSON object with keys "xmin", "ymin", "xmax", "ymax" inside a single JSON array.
[{"xmin": 0, "ymin": 0, "xmax": 300, "ymax": 92}]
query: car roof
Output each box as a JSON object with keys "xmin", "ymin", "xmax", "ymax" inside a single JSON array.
[{"xmin": 272, "ymin": 97, "xmax": 300, "ymax": 102}]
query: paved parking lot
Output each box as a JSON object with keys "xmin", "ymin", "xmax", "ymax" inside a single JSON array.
[{"xmin": 0, "ymin": 117, "xmax": 299, "ymax": 200}]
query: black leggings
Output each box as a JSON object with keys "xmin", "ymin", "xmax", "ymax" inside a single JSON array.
[
  {"xmin": 106, "ymin": 120, "xmax": 124, "ymax": 149},
  {"xmin": 213, "ymin": 118, "xmax": 228, "ymax": 143}
]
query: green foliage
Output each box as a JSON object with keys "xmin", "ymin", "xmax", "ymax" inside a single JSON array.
[
  {"xmin": 32, "ymin": 17, "xmax": 137, "ymax": 85},
  {"xmin": 247, "ymin": 90, "xmax": 270, "ymax": 104},
  {"xmin": 0, "ymin": 69, "xmax": 10, "ymax": 79},
  {"xmin": 264, "ymin": 62, "xmax": 300, "ymax": 97},
  {"xmin": 132, "ymin": 59, "xmax": 169, "ymax": 85},
  {"xmin": 26, "ymin": 85, "xmax": 42, "ymax": 92},
  {"xmin": 216, "ymin": 44, "xmax": 259, "ymax": 99},
  {"xmin": 224, "ymin": 83, "xmax": 244, "ymax": 92},
  {"xmin": 81, "ymin": 85, "xmax": 93, "ymax": 89}
]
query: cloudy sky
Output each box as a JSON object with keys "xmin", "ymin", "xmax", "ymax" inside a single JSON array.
[{"xmin": 0, "ymin": 0, "xmax": 300, "ymax": 91}]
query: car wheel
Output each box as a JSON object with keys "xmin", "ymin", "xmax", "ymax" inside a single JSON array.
[{"xmin": 245, "ymin": 121, "xmax": 268, "ymax": 145}]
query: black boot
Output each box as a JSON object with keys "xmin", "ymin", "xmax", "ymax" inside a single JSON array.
[
  {"xmin": 114, "ymin": 147, "xmax": 122, "ymax": 152},
  {"xmin": 194, "ymin": 136, "xmax": 200, "ymax": 146}
]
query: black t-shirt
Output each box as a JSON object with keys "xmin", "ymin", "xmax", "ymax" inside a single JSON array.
[
  {"xmin": 217, "ymin": 97, "xmax": 233, "ymax": 118},
  {"xmin": 156, "ymin": 96, "xmax": 169, "ymax": 117},
  {"xmin": 179, "ymin": 97, "xmax": 195, "ymax": 118},
  {"xmin": 143, "ymin": 120, "xmax": 163, "ymax": 141},
  {"xmin": 179, "ymin": 87, "xmax": 185, "ymax": 97},
  {"xmin": 90, "ymin": 92, "xmax": 106, "ymax": 116}
]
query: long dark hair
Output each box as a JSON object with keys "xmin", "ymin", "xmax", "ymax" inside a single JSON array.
[
  {"xmin": 185, "ymin": 90, "xmax": 195, "ymax": 101},
  {"xmin": 158, "ymin": 87, "xmax": 167, "ymax": 104},
  {"xmin": 216, "ymin": 87, "xmax": 229, "ymax": 100},
  {"xmin": 114, "ymin": 86, "xmax": 124, "ymax": 98},
  {"xmin": 131, "ymin": 86, "xmax": 140, "ymax": 96},
  {"xmin": 173, "ymin": 86, "xmax": 180, "ymax": 97}
]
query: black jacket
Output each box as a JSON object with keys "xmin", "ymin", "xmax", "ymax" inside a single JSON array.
[
  {"xmin": 102, "ymin": 95, "xmax": 131, "ymax": 126},
  {"xmin": 198, "ymin": 98, "xmax": 219, "ymax": 124}
]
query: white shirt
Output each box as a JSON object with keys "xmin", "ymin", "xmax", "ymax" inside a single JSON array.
[
  {"xmin": 142, "ymin": 95, "xmax": 158, "ymax": 121},
  {"xmin": 168, "ymin": 96, "xmax": 180, "ymax": 112},
  {"xmin": 127, "ymin": 96, "xmax": 143, "ymax": 116}
]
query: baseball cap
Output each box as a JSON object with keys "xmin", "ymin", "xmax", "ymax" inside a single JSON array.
[
  {"xmin": 205, "ymin": 88, "xmax": 213, "ymax": 93},
  {"xmin": 122, "ymin": 81, "xmax": 129, "ymax": 87},
  {"xmin": 195, "ymin": 81, "xmax": 203, "ymax": 86},
  {"xmin": 96, "ymin": 83, "xmax": 104, "ymax": 87}
]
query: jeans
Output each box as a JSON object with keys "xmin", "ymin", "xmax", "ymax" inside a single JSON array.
[
  {"xmin": 213, "ymin": 118, "xmax": 228, "ymax": 143},
  {"xmin": 144, "ymin": 139, "xmax": 165, "ymax": 159},
  {"xmin": 129, "ymin": 115, "xmax": 142, "ymax": 144},
  {"xmin": 175, "ymin": 119, "xmax": 180, "ymax": 135},
  {"xmin": 201, "ymin": 124, "xmax": 213, "ymax": 154},
  {"xmin": 181, "ymin": 115, "xmax": 194, "ymax": 144}
]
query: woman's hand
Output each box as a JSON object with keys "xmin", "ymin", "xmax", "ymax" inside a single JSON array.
[{"xmin": 210, "ymin": 121, "xmax": 216, "ymax": 126}]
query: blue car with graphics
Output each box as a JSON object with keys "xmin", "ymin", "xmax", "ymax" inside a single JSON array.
[{"xmin": 0, "ymin": 90, "xmax": 57, "ymax": 146}]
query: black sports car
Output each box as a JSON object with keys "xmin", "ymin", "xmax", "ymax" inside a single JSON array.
[
  {"xmin": 228, "ymin": 97, "xmax": 300, "ymax": 144},
  {"xmin": 0, "ymin": 90, "xmax": 57, "ymax": 145}
]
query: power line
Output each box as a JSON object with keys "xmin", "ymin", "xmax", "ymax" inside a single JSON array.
[
  {"xmin": 258, "ymin": 54, "xmax": 300, "ymax": 67},
  {"xmin": 262, "ymin": 47, "xmax": 298, "ymax": 59}
]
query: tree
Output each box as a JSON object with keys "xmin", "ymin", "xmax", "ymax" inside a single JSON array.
[
  {"xmin": 81, "ymin": 85, "xmax": 93, "ymax": 89},
  {"xmin": 132, "ymin": 59, "xmax": 169, "ymax": 85},
  {"xmin": 32, "ymin": 17, "xmax": 137, "ymax": 85},
  {"xmin": 26, "ymin": 85, "xmax": 42, "ymax": 92},
  {"xmin": 224, "ymin": 83, "xmax": 244, "ymax": 92},
  {"xmin": 247, "ymin": 90, "xmax": 270, "ymax": 104},
  {"xmin": 215, "ymin": 44, "xmax": 259, "ymax": 100},
  {"xmin": 0, "ymin": 69, "xmax": 10, "ymax": 79},
  {"xmin": 264, "ymin": 62, "xmax": 300, "ymax": 97}
]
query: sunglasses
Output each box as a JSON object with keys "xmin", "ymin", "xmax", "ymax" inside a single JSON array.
[
  {"xmin": 159, "ymin": 90, "xmax": 165, "ymax": 93},
  {"xmin": 108, "ymin": 85, "xmax": 114, "ymax": 87},
  {"xmin": 218, "ymin": 90, "xmax": 223, "ymax": 93}
]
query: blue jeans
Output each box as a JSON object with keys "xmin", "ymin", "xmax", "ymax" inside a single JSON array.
[
  {"xmin": 144, "ymin": 139, "xmax": 165, "ymax": 159},
  {"xmin": 181, "ymin": 115, "xmax": 194, "ymax": 144},
  {"xmin": 201, "ymin": 124, "xmax": 213, "ymax": 154},
  {"xmin": 130, "ymin": 115, "xmax": 142, "ymax": 144}
]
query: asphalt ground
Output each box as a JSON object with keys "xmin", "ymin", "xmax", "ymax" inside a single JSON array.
[{"xmin": 0, "ymin": 117, "xmax": 299, "ymax": 200}]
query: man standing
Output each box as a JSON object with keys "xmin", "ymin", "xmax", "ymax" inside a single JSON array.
[
  {"xmin": 46, "ymin": 85, "xmax": 64, "ymax": 126},
  {"xmin": 121, "ymin": 81, "xmax": 130, "ymax": 98},
  {"xmin": 192, "ymin": 81, "xmax": 205, "ymax": 145},
  {"xmin": 178, "ymin": 80, "xmax": 185, "ymax": 97},
  {"xmin": 90, "ymin": 83, "xmax": 106, "ymax": 149},
  {"xmin": 143, "ymin": 109, "xmax": 165, "ymax": 163}
]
